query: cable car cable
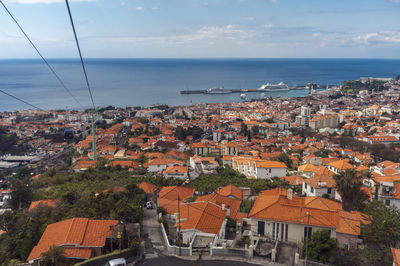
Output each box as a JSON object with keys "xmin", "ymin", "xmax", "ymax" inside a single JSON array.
[
  {"xmin": 65, "ymin": 0, "xmax": 95, "ymax": 110},
  {"xmin": 0, "ymin": 89, "xmax": 42, "ymax": 110},
  {"xmin": 0, "ymin": 0, "xmax": 83, "ymax": 109}
]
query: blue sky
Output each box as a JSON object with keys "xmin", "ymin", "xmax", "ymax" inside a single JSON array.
[{"xmin": 0, "ymin": 0, "xmax": 400, "ymax": 58}]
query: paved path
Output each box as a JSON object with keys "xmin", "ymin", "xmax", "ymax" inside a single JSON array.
[
  {"xmin": 142, "ymin": 208, "xmax": 165, "ymax": 260},
  {"xmin": 136, "ymin": 256, "xmax": 262, "ymax": 266}
]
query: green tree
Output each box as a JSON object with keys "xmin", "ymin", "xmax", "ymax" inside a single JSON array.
[
  {"xmin": 333, "ymin": 169, "xmax": 363, "ymax": 212},
  {"xmin": 304, "ymin": 230, "xmax": 338, "ymax": 263},
  {"xmin": 274, "ymin": 152, "xmax": 293, "ymax": 169},
  {"xmin": 361, "ymin": 200, "xmax": 400, "ymax": 248},
  {"xmin": 9, "ymin": 179, "xmax": 33, "ymax": 210},
  {"xmin": 41, "ymin": 245, "xmax": 68, "ymax": 266},
  {"xmin": 361, "ymin": 200, "xmax": 400, "ymax": 265},
  {"xmin": 121, "ymin": 225, "xmax": 129, "ymax": 249}
]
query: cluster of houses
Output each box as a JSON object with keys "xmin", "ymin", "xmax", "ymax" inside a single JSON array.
[
  {"xmin": 150, "ymin": 182, "xmax": 366, "ymax": 255},
  {"xmin": 2, "ymin": 79, "xmax": 400, "ymax": 264}
]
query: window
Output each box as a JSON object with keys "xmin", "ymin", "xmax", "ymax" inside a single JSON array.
[
  {"xmin": 281, "ymin": 223, "xmax": 284, "ymax": 241},
  {"xmin": 257, "ymin": 221, "xmax": 265, "ymax": 236},
  {"xmin": 311, "ymin": 187, "xmax": 314, "ymax": 193},
  {"xmin": 304, "ymin": 227, "xmax": 312, "ymax": 240},
  {"xmin": 269, "ymin": 168, "xmax": 272, "ymax": 173},
  {"xmin": 285, "ymin": 224, "xmax": 288, "ymax": 241},
  {"xmin": 272, "ymin": 223, "xmax": 275, "ymax": 239},
  {"xmin": 305, "ymin": 183, "xmax": 308, "ymax": 189},
  {"xmin": 276, "ymin": 222, "xmax": 279, "ymax": 239},
  {"xmin": 385, "ymin": 199, "xmax": 391, "ymax": 206},
  {"xmin": 327, "ymin": 188, "xmax": 332, "ymax": 194}
]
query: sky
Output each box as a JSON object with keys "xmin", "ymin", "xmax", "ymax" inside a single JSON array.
[{"xmin": 0, "ymin": 0, "xmax": 400, "ymax": 58}]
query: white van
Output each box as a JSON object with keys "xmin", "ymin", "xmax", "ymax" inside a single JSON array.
[{"xmin": 104, "ymin": 258, "xmax": 126, "ymax": 266}]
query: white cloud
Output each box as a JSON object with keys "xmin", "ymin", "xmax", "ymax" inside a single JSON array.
[
  {"xmin": 247, "ymin": 16, "xmax": 255, "ymax": 21},
  {"xmin": 136, "ymin": 5, "xmax": 145, "ymax": 11},
  {"xmin": 262, "ymin": 24, "xmax": 273, "ymax": 29},
  {"xmin": 151, "ymin": 6, "xmax": 159, "ymax": 10},
  {"xmin": 5, "ymin": 0, "xmax": 92, "ymax": 3},
  {"xmin": 94, "ymin": 25, "xmax": 253, "ymax": 44},
  {"xmin": 390, "ymin": 0, "xmax": 400, "ymax": 3},
  {"xmin": 354, "ymin": 31, "xmax": 400, "ymax": 44}
]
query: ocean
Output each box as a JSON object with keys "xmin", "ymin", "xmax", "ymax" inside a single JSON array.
[{"xmin": 0, "ymin": 58, "xmax": 399, "ymax": 111}]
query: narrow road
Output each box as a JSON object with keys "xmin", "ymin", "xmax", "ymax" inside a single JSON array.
[
  {"xmin": 136, "ymin": 256, "xmax": 261, "ymax": 266},
  {"xmin": 142, "ymin": 208, "xmax": 165, "ymax": 260}
]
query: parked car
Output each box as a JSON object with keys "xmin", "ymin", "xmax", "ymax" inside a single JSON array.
[
  {"xmin": 104, "ymin": 258, "xmax": 126, "ymax": 266},
  {"xmin": 146, "ymin": 201, "xmax": 153, "ymax": 209}
]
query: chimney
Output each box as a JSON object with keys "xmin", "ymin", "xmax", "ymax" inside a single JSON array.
[
  {"xmin": 318, "ymin": 179, "xmax": 321, "ymax": 187},
  {"xmin": 222, "ymin": 204, "xmax": 225, "ymax": 211},
  {"xmin": 287, "ymin": 188, "xmax": 293, "ymax": 200},
  {"xmin": 226, "ymin": 206, "xmax": 230, "ymax": 217}
]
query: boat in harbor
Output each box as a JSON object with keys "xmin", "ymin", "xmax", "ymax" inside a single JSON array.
[
  {"xmin": 205, "ymin": 87, "xmax": 232, "ymax": 94},
  {"xmin": 258, "ymin": 82, "xmax": 289, "ymax": 91}
]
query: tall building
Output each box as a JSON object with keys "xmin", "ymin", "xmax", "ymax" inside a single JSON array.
[{"xmin": 295, "ymin": 106, "xmax": 311, "ymax": 126}]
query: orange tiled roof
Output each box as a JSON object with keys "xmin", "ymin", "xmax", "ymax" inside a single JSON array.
[
  {"xmin": 249, "ymin": 189, "xmax": 364, "ymax": 236},
  {"xmin": 159, "ymin": 186, "xmax": 195, "ymax": 201},
  {"xmin": 28, "ymin": 200, "xmax": 59, "ymax": 212},
  {"xmin": 328, "ymin": 159, "xmax": 353, "ymax": 171},
  {"xmin": 298, "ymin": 164, "xmax": 317, "ymax": 172},
  {"xmin": 27, "ymin": 218, "xmax": 118, "ymax": 262},
  {"xmin": 175, "ymin": 201, "xmax": 227, "ymax": 235},
  {"xmin": 138, "ymin": 182, "xmax": 157, "ymax": 194},
  {"xmin": 217, "ymin": 184, "xmax": 243, "ymax": 200},
  {"xmin": 74, "ymin": 160, "xmax": 96, "ymax": 170},
  {"xmin": 196, "ymin": 193, "xmax": 241, "ymax": 221},
  {"xmin": 109, "ymin": 160, "xmax": 139, "ymax": 168},
  {"xmin": 392, "ymin": 248, "xmax": 400, "ymax": 266},
  {"xmin": 256, "ymin": 160, "xmax": 287, "ymax": 169},
  {"xmin": 63, "ymin": 247, "xmax": 92, "ymax": 259},
  {"xmin": 303, "ymin": 175, "xmax": 336, "ymax": 189},
  {"xmin": 165, "ymin": 165, "xmax": 188, "ymax": 174},
  {"xmin": 283, "ymin": 175, "xmax": 303, "ymax": 186},
  {"xmin": 158, "ymin": 186, "xmax": 195, "ymax": 214}
]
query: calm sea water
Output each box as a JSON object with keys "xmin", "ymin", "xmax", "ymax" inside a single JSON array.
[{"xmin": 0, "ymin": 58, "xmax": 399, "ymax": 111}]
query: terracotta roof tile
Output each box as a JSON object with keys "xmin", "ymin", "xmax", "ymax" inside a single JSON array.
[
  {"xmin": 138, "ymin": 182, "xmax": 157, "ymax": 194},
  {"xmin": 217, "ymin": 184, "xmax": 243, "ymax": 200},
  {"xmin": 28, "ymin": 200, "xmax": 59, "ymax": 212},
  {"xmin": 27, "ymin": 218, "xmax": 118, "ymax": 262}
]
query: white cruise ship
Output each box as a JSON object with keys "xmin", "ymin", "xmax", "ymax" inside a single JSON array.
[{"xmin": 258, "ymin": 82, "xmax": 290, "ymax": 91}]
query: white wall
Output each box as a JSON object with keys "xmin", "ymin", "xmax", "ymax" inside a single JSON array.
[
  {"xmin": 249, "ymin": 218, "xmax": 336, "ymax": 243},
  {"xmin": 148, "ymin": 164, "xmax": 167, "ymax": 172},
  {"xmin": 256, "ymin": 167, "xmax": 286, "ymax": 179},
  {"xmin": 165, "ymin": 172, "xmax": 188, "ymax": 180},
  {"xmin": 302, "ymin": 183, "xmax": 334, "ymax": 198}
]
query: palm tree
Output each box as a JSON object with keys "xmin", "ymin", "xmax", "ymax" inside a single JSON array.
[
  {"xmin": 41, "ymin": 245, "xmax": 68, "ymax": 266},
  {"xmin": 333, "ymin": 169, "xmax": 363, "ymax": 212}
]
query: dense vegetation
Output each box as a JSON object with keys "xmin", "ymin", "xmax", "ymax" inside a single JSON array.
[
  {"xmin": 174, "ymin": 126, "xmax": 204, "ymax": 141},
  {"xmin": 337, "ymin": 136, "xmax": 400, "ymax": 162},
  {"xmin": 0, "ymin": 166, "xmax": 147, "ymax": 264},
  {"xmin": 303, "ymin": 230, "xmax": 338, "ymax": 263},
  {"xmin": 0, "ymin": 127, "xmax": 25, "ymax": 155},
  {"xmin": 341, "ymin": 80, "xmax": 386, "ymax": 93}
]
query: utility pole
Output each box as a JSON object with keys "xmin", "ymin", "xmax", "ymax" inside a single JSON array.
[
  {"xmin": 91, "ymin": 112, "xmax": 97, "ymax": 161},
  {"xmin": 178, "ymin": 195, "xmax": 181, "ymax": 256},
  {"xmin": 304, "ymin": 211, "xmax": 310, "ymax": 266}
]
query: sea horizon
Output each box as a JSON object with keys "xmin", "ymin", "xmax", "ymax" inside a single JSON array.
[{"xmin": 1, "ymin": 58, "xmax": 400, "ymax": 112}]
